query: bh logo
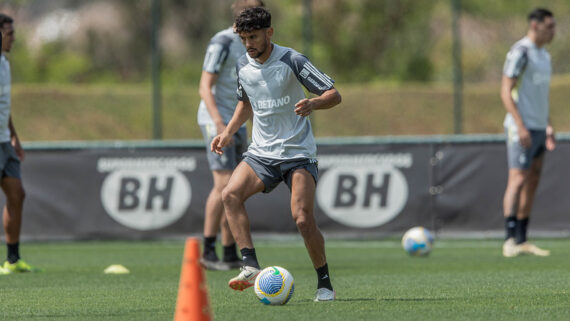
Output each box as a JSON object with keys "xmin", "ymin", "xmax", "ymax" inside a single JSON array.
[
  {"xmin": 98, "ymin": 157, "xmax": 195, "ymax": 230},
  {"xmin": 316, "ymin": 154, "xmax": 410, "ymax": 228}
]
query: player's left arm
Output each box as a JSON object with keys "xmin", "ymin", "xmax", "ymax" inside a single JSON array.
[
  {"xmin": 289, "ymin": 53, "xmax": 342, "ymax": 117},
  {"xmin": 546, "ymin": 119, "xmax": 556, "ymax": 151},
  {"xmin": 8, "ymin": 116, "xmax": 24, "ymax": 161},
  {"xmin": 294, "ymin": 88, "xmax": 341, "ymax": 117}
]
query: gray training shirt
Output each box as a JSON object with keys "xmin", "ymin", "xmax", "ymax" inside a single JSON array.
[
  {"xmin": 237, "ymin": 44, "xmax": 335, "ymax": 160},
  {"xmin": 0, "ymin": 54, "xmax": 11, "ymax": 143},
  {"xmin": 197, "ymin": 27, "xmax": 246, "ymax": 126},
  {"xmin": 503, "ymin": 36, "xmax": 551, "ymax": 130}
]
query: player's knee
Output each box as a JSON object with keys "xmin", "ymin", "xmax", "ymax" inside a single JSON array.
[
  {"xmin": 527, "ymin": 174, "xmax": 540, "ymax": 187},
  {"xmin": 508, "ymin": 174, "xmax": 526, "ymax": 189},
  {"xmin": 221, "ymin": 188, "xmax": 239, "ymax": 210},
  {"xmin": 213, "ymin": 184, "xmax": 225, "ymax": 194},
  {"xmin": 293, "ymin": 208, "xmax": 314, "ymax": 232}
]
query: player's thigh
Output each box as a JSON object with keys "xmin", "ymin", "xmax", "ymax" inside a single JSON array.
[
  {"xmin": 289, "ymin": 169, "xmax": 316, "ymax": 215},
  {"xmin": 527, "ymin": 155, "xmax": 544, "ymax": 183},
  {"xmin": 212, "ymin": 170, "xmax": 233, "ymax": 191},
  {"xmin": 1, "ymin": 176, "xmax": 24, "ymax": 201},
  {"xmin": 224, "ymin": 161, "xmax": 265, "ymax": 202},
  {"xmin": 1, "ymin": 150, "xmax": 24, "ymax": 200}
]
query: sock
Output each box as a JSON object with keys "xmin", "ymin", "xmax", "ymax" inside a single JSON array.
[
  {"xmin": 316, "ymin": 263, "xmax": 333, "ymax": 291},
  {"xmin": 515, "ymin": 218, "xmax": 529, "ymax": 244},
  {"xmin": 7, "ymin": 242, "xmax": 20, "ymax": 264},
  {"xmin": 505, "ymin": 215, "xmax": 516, "ymax": 240},
  {"xmin": 203, "ymin": 236, "xmax": 218, "ymax": 261},
  {"xmin": 240, "ymin": 248, "xmax": 260, "ymax": 269},
  {"xmin": 222, "ymin": 243, "xmax": 240, "ymax": 262}
]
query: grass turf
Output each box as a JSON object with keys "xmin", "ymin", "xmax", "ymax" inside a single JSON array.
[
  {"xmin": 10, "ymin": 75, "xmax": 570, "ymax": 141},
  {"xmin": 0, "ymin": 239, "xmax": 569, "ymax": 320}
]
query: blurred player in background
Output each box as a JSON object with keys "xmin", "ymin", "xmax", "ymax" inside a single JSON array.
[
  {"xmin": 0, "ymin": 13, "xmax": 38, "ymax": 274},
  {"xmin": 212, "ymin": 7, "xmax": 341, "ymax": 301},
  {"xmin": 197, "ymin": 0, "xmax": 265, "ymax": 270},
  {"xmin": 501, "ymin": 8, "xmax": 556, "ymax": 257}
]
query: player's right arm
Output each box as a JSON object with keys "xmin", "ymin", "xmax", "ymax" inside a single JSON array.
[
  {"xmin": 199, "ymin": 35, "xmax": 233, "ymax": 134},
  {"xmin": 8, "ymin": 116, "xmax": 24, "ymax": 161},
  {"xmin": 198, "ymin": 71, "xmax": 225, "ymax": 134},
  {"xmin": 501, "ymin": 46, "xmax": 531, "ymax": 148},
  {"xmin": 501, "ymin": 76, "xmax": 530, "ymax": 148},
  {"xmin": 211, "ymin": 100, "xmax": 253, "ymax": 155}
]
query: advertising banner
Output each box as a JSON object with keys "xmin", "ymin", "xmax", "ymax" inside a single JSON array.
[{"xmin": 1, "ymin": 138, "xmax": 568, "ymax": 240}]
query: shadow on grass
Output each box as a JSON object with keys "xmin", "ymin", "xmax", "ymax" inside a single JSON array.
[
  {"xmin": 296, "ymin": 297, "xmax": 451, "ymax": 304},
  {"xmin": 381, "ymin": 297, "xmax": 451, "ymax": 302},
  {"xmin": 296, "ymin": 298, "xmax": 376, "ymax": 303}
]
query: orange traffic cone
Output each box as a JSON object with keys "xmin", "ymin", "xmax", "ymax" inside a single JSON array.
[{"xmin": 174, "ymin": 237, "xmax": 213, "ymax": 321}]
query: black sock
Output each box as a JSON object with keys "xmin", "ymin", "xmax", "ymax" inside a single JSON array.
[
  {"xmin": 240, "ymin": 248, "xmax": 260, "ymax": 269},
  {"xmin": 223, "ymin": 243, "xmax": 240, "ymax": 262},
  {"xmin": 316, "ymin": 263, "xmax": 333, "ymax": 291},
  {"xmin": 203, "ymin": 236, "xmax": 218, "ymax": 261},
  {"xmin": 7, "ymin": 242, "xmax": 20, "ymax": 264},
  {"xmin": 505, "ymin": 215, "xmax": 516, "ymax": 240},
  {"xmin": 515, "ymin": 218, "xmax": 529, "ymax": 244}
]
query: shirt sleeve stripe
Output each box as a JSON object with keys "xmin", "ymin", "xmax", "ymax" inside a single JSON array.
[
  {"xmin": 305, "ymin": 62, "xmax": 333, "ymax": 86},
  {"xmin": 304, "ymin": 62, "xmax": 334, "ymax": 88},
  {"xmin": 203, "ymin": 43, "xmax": 229, "ymax": 74},
  {"xmin": 503, "ymin": 46, "xmax": 527, "ymax": 78}
]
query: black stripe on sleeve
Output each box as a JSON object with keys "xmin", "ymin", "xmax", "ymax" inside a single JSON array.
[
  {"xmin": 281, "ymin": 50, "xmax": 335, "ymax": 95},
  {"xmin": 202, "ymin": 35, "xmax": 233, "ymax": 74}
]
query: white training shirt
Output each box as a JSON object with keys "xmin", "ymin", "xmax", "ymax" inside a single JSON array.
[
  {"xmin": 197, "ymin": 27, "xmax": 246, "ymax": 126},
  {"xmin": 237, "ymin": 44, "xmax": 335, "ymax": 160},
  {"xmin": 0, "ymin": 54, "xmax": 11, "ymax": 143},
  {"xmin": 503, "ymin": 36, "xmax": 551, "ymax": 130}
]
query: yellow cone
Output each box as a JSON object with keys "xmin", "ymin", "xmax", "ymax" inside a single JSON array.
[{"xmin": 104, "ymin": 264, "xmax": 130, "ymax": 274}]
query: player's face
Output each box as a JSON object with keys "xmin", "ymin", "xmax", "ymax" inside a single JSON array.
[
  {"xmin": 0, "ymin": 22, "xmax": 15, "ymax": 53},
  {"xmin": 239, "ymin": 28, "xmax": 272, "ymax": 59},
  {"xmin": 535, "ymin": 17, "xmax": 555, "ymax": 44}
]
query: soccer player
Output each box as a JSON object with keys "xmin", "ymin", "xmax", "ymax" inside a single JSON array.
[
  {"xmin": 211, "ymin": 7, "xmax": 341, "ymax": 301},
  {"xmin": 197, "ymin": 0, "xmax": 265, "ymax": 270},
  {"xmin": 501, "ymin": 8, "xmax": 556, "ymax": 257},
  {"xmin": 0, "ymin": 13, "xmax": 38, "ymax": 274}
]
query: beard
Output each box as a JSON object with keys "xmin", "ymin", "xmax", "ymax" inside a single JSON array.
[{"xmin": 247, "ymin": 41, "xmax": 268, "ymax": 59}]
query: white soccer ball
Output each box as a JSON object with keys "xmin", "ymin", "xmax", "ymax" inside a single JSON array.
[
  {"xmin": 402, "ymin": 226, "xmax": 434, "ymax": 256},
  {"xmin": 254, "ymin": 266, "xmax": 295, "ymax": 305}
]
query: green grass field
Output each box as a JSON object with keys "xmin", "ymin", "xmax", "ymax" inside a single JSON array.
[{"xmin": 1, "ymin": 238, "xmax": 569, "ymax": 321}]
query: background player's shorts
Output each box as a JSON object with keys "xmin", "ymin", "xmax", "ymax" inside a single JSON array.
[
  {"xmin": 242, "ymin": 152, "xmax": 318, "ymax": 193},
  {"xmin": 0, "ymin": 142, "xmax": 22, "ymax": 179},
  {"xmin": 505, "ymin": 127, "xmax": 546, "ymax": 170},
  {"xmin": 200, "ymin": 125, "xmax": 247, "ymax": 171}
]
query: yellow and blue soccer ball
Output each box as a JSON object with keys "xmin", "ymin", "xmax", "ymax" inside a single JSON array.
[
  {"xmin": 254, "ymin": 266, "xmax": 295, "ymax": 305},
  {"xmin": 402, "ymin": 226, "xmax": 434, "ymax": 256}
]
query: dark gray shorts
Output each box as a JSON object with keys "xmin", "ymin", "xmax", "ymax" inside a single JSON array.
[
  {"xmin": 242, "ymin": 152, "xmax": 318, "ymax": 193},
  {"xmin": 0, "ymin": 142, "xmax": 21, "ymax": 179},
  {"xmin": 505, "ymin": 128, "xmax": 546, "ymax": 169},
  {"xmin": 200, "ymin": 125, "xmax": 247, "ymax": 171}
]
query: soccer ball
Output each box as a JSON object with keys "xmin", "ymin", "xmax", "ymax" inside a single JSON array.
[
  {"xmin": 402, "ymin": 226, "xmax": 434, "ymax": 256},
  {"xmin": 254, "ymin": 266, "xmax": 295, "ymax": 305}
]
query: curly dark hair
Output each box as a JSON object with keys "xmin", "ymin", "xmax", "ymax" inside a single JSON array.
[
  {"xmin": 235, "ymin": 7, "xmax": 271, "ymax": 33},
  {"xmin": 0, "ymin": 13, "xmax": 13, "ymax": 27},
  {"xmin": 528, "ymin": 8, "xmax": 553, "ymax": 22}
]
